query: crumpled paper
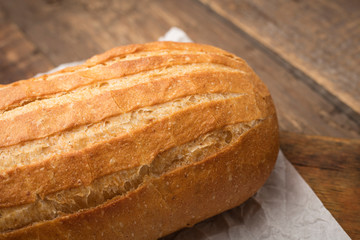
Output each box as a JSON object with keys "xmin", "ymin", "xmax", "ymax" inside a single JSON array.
[{"xmin": 36, "ymin": 27, "xmax": 350, "ymax": 240}]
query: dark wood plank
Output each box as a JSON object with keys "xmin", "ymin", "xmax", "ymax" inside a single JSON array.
[
  {"xmin": 0, "ymin": 0, "xmax": 118, "ymax": 65},
  {"xmin": 0, "ymin": 0, "xmax": 168, "ymax": 65},
  {"xmin": 1, "ymin": 0, "xmax": 359, "ymax": 139},
  {"xmin": 200, "ymin": 0, "xmax": 360, "ymax": 116},
  {"xmin": 0, "ymin": 0, "xmax": 359, "ymax": 237},
  {"xmin": 0, "ymin": 2, "xmax": 5, "ymax": 22},
  {"xmin": 0, "ymin": 22, "xmax": 54, "ymax": 84},
  {"xmin": 281, "ymin": 132, "xmax": 360, "ymax": 239}
]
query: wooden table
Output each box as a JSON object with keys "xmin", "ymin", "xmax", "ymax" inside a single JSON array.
[{"xmin": 0, "ymin": 0, "xmax": 359, "ymax": 238}]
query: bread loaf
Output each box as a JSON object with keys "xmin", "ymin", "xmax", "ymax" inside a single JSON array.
[{"xmin": 0, "ymin": 42, "xmax": 279, "ymax": 240}]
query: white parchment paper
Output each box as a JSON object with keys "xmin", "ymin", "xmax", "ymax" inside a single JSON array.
[{"xmin": 36, "ymin": 27, "xmax": 350, "ymax": 240}]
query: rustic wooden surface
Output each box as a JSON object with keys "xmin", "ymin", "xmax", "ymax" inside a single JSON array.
[
  {"xmin": 201, "ymin": 0, "xmax": 360, "ymax": 115},
  {"xmin": 0, "ymin": 0, "xmax": 359, "ymax": 238},
  {"xmin": 280, "ymin": 132, "xmax": 360, "ymax": 238}
]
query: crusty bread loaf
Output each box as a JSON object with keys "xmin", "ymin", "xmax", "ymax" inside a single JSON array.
[{"xmin": 0, "ymin": 41, "xmax": 279, "ymax": 240}]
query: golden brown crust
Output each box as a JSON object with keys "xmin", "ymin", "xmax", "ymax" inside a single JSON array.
[
  {"xmin": 85, "ymin": 41, "xmax": 235, "ymax": 65},
  {"xmin": 0, "ymin": 42, "xmax": 242, "ymax": 113},
  {"xmin": 0, "ymin": 95, "xmax": 265, "ymax": 207},
  {"xmin": 0, "ymin": 66, "xmax": 250, "ymax": 148},
  {"xmin": 1, "ymin": 116, "xmax": 278, "ymax": 240},
  {"xmin": 0, "ymin": 41, "xmax": 279, "ymax": 239}
]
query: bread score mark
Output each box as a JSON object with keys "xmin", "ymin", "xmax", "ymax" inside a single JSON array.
[
  {"xmin": 0, "ymin": 119, "xmax": 263, "ymax": 233},
  {"xmin": 0, "ymin": 45, "xmax": 246, "ymax": 113},
  {"xmin": 0, "ymin": 63, "xmax": 252, "ymax": 148}
]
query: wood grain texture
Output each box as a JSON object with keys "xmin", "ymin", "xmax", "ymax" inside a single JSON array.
[
  {"xmin": 281, "ymin": 132, "xmax": 360, "ymax": 239},
  {"xmin": 0, "ymin": 22, "xmax": 54, "ymax": 84},
  {"xmin": 0, "ymin": 0, "xmax": 359, "ymax": 139},
  {"xmin": 0, "ymin": 0, "xmax": 359, "ymax": 238},
  {"xmin": 200, "ymin": 0, "xmax": 360, "ymax": 116}
]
